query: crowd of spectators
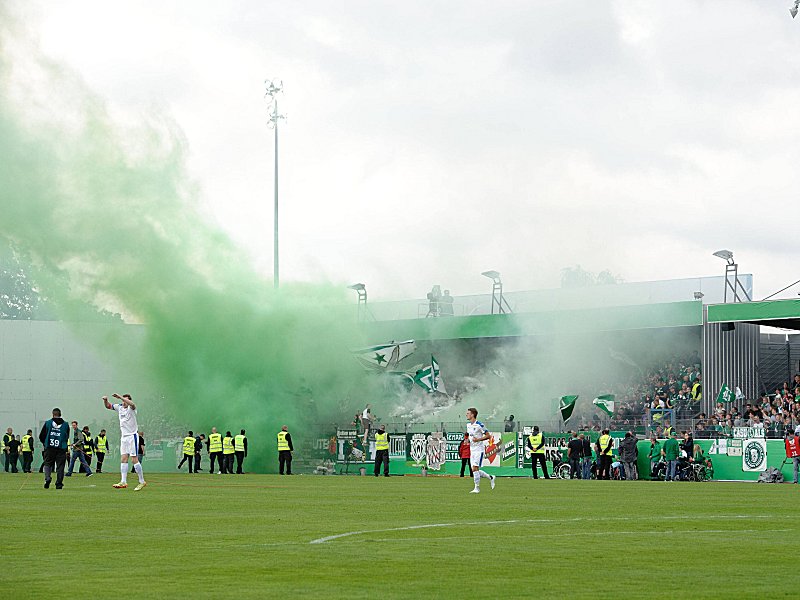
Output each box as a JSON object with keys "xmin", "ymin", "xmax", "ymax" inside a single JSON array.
[
  {"xmin": 692, "ymin": 374, "xmax": 800, "ymax": 438},
  {"xmin": 577, "ymin": 359, "xmax": 800, "ymax": 439},
  {"xmin": 569, "ymin": 353, "xmax": 703, "ymax": 433}
]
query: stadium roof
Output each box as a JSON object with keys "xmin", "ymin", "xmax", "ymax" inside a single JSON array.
[
  {"xmin": 707, "ymin": 299, "xmax": 800, "ymax": 331},
  {"xmin": 363, "ymin": 300, "xmax": 702, "ymax": 341}
]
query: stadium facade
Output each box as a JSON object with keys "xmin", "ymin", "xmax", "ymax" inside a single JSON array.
[{"xmin": 2, "ymin": 273, "xmax": 800, "ymax": 477}]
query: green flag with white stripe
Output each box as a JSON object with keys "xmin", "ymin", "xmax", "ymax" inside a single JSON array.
[
  {"xmin": 593, "ymin": 394, "xmax": 615, "ymax": 416},
  {"xmin": 559, "ymin": 395, "xmax": 578, "ymax": 423}
]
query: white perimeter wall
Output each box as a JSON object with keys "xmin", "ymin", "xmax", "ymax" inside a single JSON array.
[{"xmin": 0, "ymin": 320, "xmax": 153, "ymax": 434}]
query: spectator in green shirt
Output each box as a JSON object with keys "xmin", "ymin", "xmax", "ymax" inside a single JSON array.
[{"xmin": 662, "ymin": 430, "xmax": 680, "ymax": 481}]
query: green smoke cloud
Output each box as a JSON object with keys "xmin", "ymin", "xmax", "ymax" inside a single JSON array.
[{"xmin": 0, "ymin": 7, "xmax": 374, "ymax": 471}]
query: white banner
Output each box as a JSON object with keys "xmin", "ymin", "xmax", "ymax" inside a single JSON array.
[
  {"xmin": 426, "ymin": 434, "xmax": 446, "ymax": 471},
  {"xmin": 733, "ymin": 426, "xmax": 765, "ymax": 439},
  {"xmin": 742, "ymin": 438, "xmax": 767, "ymax": 472}
]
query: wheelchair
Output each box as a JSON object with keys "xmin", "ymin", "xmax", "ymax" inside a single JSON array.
[
  {"xmin": 651, "ymin": 460, "xmax": 666, "ymax": 481},
  {"xmin": 551, "ymin": 456, "xmax": 573, "ymax": 479},
  {"xmin": 691, "ymin": 459, "xmax": 713, "ymax": 481}
]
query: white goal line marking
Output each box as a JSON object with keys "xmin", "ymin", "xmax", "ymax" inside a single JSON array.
[{"xmin": 309, "ymin": 514, "xmax": 779, "ymax": 544}]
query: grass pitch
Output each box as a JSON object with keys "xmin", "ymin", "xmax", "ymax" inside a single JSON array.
[{"xmin": 0, "ymin": 472, "xmax": 796, "ymax": 598}]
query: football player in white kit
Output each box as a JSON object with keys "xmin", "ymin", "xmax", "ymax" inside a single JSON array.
[
  {"xmin": 466, "ymin": 407, "xmax": 496, "ymax": 494},
  {"xmin": 103, "ymin": 393, "xmax": 147, "ymax": 491}
]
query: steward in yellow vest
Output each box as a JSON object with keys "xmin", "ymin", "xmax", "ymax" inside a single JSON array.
[
  {"xmin": 94, "ymin": 429, "xmax": 108, "ymax": 474},
  {"xmin": 375, "ymin": 432, "xmax": 389, "ymax": 450},
  {"xmin": 277, "ymin": 426, "xmax": 293, "ymax": 475},
  {"xmin": 597, "ymin": 429, "xmax": 614, "ymax": 480},
  {"xmin": 222, "ymin": 432, "xmax": 235, "ymax": 474},
  {"xmin": 528, "ymin": 432, "xmax": 545, "ymax": 454},
  {"xmin": 373, "ymin": 425, "xmax": 390, "ymax": 477},
  {"xmin": 525, "ymin": 426, "xmax": 550, "ymax": 479},
  {"xmin": 21, "ymin": 431, "xmax": 34, "ymax": 473},
  {"xmin": 208, "ymin": 428, "xmax": 224, "ymax": 474},
  {"xmin": 178, "ymin": 432, "xmax": 196, "ymax": 473},
  {"xmin": 691, "ymin": 381, "xmax": 702, "ymax": 402},
  {"xmin": 234, "ymin": 430, "xmax": 247, "ymax": 475},
  {"xmin": 80, "ymin": 428, "xmax": 93, "ymax": 473}
]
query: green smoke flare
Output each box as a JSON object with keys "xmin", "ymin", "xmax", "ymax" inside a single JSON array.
[{"xmin": 0, "ymin": 7, "xmax": 374, "ymax": 471}]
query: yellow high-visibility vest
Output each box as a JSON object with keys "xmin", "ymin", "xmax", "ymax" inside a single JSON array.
[
  {"xmin": 209, "ymin": 433, "xmax": 222, "ymax": 453},
  {"xmin": 21, "ymin": 435, "xmax": 32, "ymax": 453},
  {"xmin": 222, "ymin": 436, "xmax": 235, "ymax": 454},
  {"xmin": 234, "ymin": 435, "xmax": 246, "ymax": 452},
  {"xmin": 96, "ymin": 436, "xmax": 107, "ymax": 453},
  {"xmin": 277, "ymin": 431, "xmax": 290, "ymax": 451},
  {"xmin": 83, "ymin": 432, "xmax": 93, "ymax": 456},
  {"xmin": 529, "ymin": 433, "xmax": 545, "ymax": 454},
  {"xmin": 599, "ymin": 434, "xmax": 613, "ymax": 455},
  {"xmin": 375, "ymin": 432, "xmax": 389, "ymax": 451},
  {"xmin": 183, "ymin": 436, "xmax": 195, "ymax": 455}
]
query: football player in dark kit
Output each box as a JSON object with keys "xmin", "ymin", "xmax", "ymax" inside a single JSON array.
[{"xmin": 39, "ymin": 408, "xmax": 70, "ymax": 489}]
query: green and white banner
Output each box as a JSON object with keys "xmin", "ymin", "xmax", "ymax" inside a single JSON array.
[
  {"xmin": 717, "ymin": 383, "xmax": 734, "ymax": 404},
  {"xmin": 742, "ymin": 438, "xmax": 767, "ymax": 472}
]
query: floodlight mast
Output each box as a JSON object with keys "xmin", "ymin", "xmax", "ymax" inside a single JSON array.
[
  {"xmin": 791, "ymin": 0, "xmax": 799, "ymax": 18},
  {"xmin": 481, "ymin": 270, "xmax": 513, "ymax": 314},
  {"xmin": 265, "ymin": 79, "xmax": 285, "ymax": 289},
  {"xmin": 348, "ymin": 283, "xmax": 373, "ymax": 322},
  {"xmin": 712, "ymin": 250, "xmax": 751, "ymax": 303}
]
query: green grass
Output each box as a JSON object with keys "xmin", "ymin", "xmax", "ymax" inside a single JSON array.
[{"xmin": 0, "ymin": 472, "xmax": 796, "ymax": 598}]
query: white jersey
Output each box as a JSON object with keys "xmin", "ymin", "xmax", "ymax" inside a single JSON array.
[
  {"xmin": 467, "ymin": 420, "xmax": 488, "ymax": 451},
  {"xmin": 113, "ymin": 403, "xmax": 139, "ymax": 436}
]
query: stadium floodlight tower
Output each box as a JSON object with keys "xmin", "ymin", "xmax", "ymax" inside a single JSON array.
[
  {"xmin": 348, "ymin": 283, "xmax": 372, "ymax": 322},
  {"xmin": 265, "ymin": 79, "xmax": 286, "ymax": 289},
  {"xmin": 481, "ymin": 270, "xmax": 513, "ymax": 315},
  {"xmin": 713, "ymin": 250, "xmax": 751, "ymax": 303},
  {"xmin": 791, "ymin": 0, "xmax": 799, "ymax": 18}
]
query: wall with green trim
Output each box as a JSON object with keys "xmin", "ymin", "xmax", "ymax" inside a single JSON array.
[{"xmin": 362, "ymin": 301, "xmax": 703, "ymax": 342}]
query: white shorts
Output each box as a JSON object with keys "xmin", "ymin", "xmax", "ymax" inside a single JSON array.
[
  {"xmin": 470, "ymin": 449, "xmax": 484, "ymax": 468},
  {"xmin": 120, "ymin": 433, "xmax": 138, "ymax": 457}
]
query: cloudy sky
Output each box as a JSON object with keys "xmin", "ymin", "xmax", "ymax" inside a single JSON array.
[{"xmin": 15, "ymin": 1, "xmax": 800, "ymax": 302}]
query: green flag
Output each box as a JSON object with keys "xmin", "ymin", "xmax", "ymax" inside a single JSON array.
[
  {"xmin": 717, "ymin": 383, "xmax": 734, "ymax": 404},
  {"xmin": 593, "ymin": 394, "xmax": 615, "ymax": 416},
  {"xmin": 413, "ymin": 356, "xmax": 446, "ymax": 395},
  {"xmin": 559, "ymin": 395, "xmax": 578, "ymax": 423}
]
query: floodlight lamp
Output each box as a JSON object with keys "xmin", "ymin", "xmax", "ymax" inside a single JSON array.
[
  {"xmin": 348, "ymin": 283, "xmax": 365, "ymax": 291},
  {"xmin": 791, "ymin": 1, "xmax": 799, "ymax": 18},
  {"xmin": 481, "ymin": 270, "xmax": 501, "ymax": 281},
  {"xmin": 264, "ymin": 79, "xmax": 284, "ymax": 99},
  {"xmin": 712, "ymin": 250, "xmax": 734, "ymax": 263},
  {"xmin": 693, "ymin": 291, "xmax": 704, "ymax": 300}
]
